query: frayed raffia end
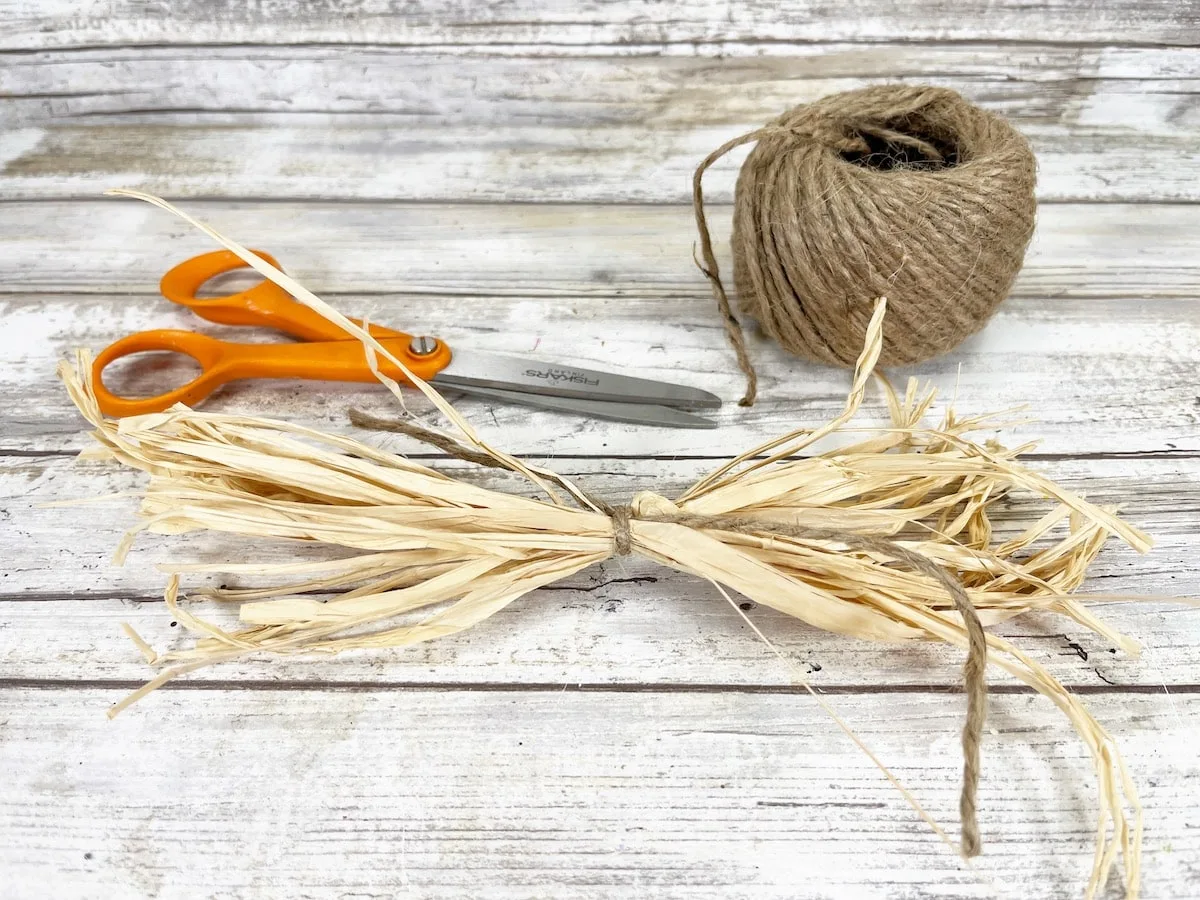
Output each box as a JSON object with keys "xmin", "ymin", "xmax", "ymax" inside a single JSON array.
[{"xmin": 60, "ymin": 192, "xmax": 1153, "ymax": 899}]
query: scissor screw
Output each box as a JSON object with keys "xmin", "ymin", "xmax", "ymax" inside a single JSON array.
[{"xmin": 409, "ymin": 335, "xmax": 438, "ymax": 356}]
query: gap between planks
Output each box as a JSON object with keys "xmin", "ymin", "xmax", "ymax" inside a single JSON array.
[
  {"xmin": 5, "ymin": 197, "xmax": 1200, "ymax": 208},
  {"xmin": 6, "ymin": 448, "xmax": 1199, "ymax": 461},
  {"xmin": 3, "ymin": 38, "xmax": 1199, "ymax": 53},
  {"xmin": 2, "ymin": 677, "xmax": 1196, "ymax": 696}
]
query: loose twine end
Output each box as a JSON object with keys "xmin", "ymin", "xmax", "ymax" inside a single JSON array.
[
  {"xmin": 605, "ymin": 506, "xmax": 988, "ymax": 858},
  {"xmin": 692, "ymin": 131, "xmax": 774, "ymax": 408}
]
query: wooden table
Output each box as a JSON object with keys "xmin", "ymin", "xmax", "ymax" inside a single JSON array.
[{"xmin": 3, "ymin": 3, "xmax": 1198, "ymax": 898}]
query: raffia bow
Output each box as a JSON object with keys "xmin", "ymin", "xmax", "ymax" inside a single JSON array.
[{"xmin": 60, "ymin": 192, "xmax": 1150, "ymax": 898}]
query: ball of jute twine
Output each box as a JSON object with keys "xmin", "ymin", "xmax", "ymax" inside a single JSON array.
[{"xmin": 693, "ymin": 85, "xmax": 1038, "ymax": 405}]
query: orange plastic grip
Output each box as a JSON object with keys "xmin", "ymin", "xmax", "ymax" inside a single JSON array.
[
  {"xmin": 91, "ymin": 331, "xmax": 453, "ymax": 418},
  {"xmin": 158, "ymin": 249, "xmax": 407, "ymax": 342},
  {"xmin": 91, "ymin": 330, "xmax": 235, "ymax": 418},
  {"xmin": 90, "ymin": 249, "xmax": 455, "ymax": 417}
]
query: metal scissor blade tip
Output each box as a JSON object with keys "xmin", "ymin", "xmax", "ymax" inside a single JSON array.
[
  {"xmin": 677, "ymin": 387, "xmax": 723, "ymax": 410},
  {"xmin": 434, "ymin": 349, "xmax": 722, "ymax": 410}
]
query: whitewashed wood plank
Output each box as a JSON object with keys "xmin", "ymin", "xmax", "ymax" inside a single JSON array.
[
  {"xmin": 1, "ymin": 687, "xmax": 1196, "ymax": 898},
  {"xmin": 3, "ymin": 454, "xmax": 1196, "ymax": 688},
  {"xmin": 9, "ymin": 591, "xmax": 1196, "ymax": 691},
  {"xmin": 4, "ymin": 1, "xmax": 1198, "ymax": 50},
  {"xmin": 3, "ymin": 200, "xmax": 1198, "ymax": 299},
  {"xmin": 4, "ymin": 46, "xmax": 1197, "ymax": 129},
  {"xmin": 4, "ymin": 42, "xmax": 1199, "ymax": 202},
  {"xmin": 5, "ymin": 121, "xmax": 1197, "ymax": 203},
  {"xmin": 1, "ymin": 202, "xmax": 1198, "ymax": 456},
  {"xmin": 3, "ymin": 288, "xmax": 1197, "ymax": 456}
]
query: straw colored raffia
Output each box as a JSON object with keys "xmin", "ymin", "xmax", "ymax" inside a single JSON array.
[{"xmin": 61, "ymin": 193, "xmax": 1152, "ymax": 898}]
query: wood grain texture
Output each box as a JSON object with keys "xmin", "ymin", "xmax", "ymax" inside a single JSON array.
[
  {"xmin": 2, "ymin": 688, "xmax": 1197, "ymax": 899},
  {"xmin": 3, "ymin": 2, "xmax": 1200, "ymax": 896},
  {"xmin": 5, "ymin": 289, "xmax": 1198, "ymax": 456},
  {"xmin": 4, "ymin": 45, "xmax": 1198, "ymax": 129},
  {"xmin": 3, "ymin": 120, "xmax": 1197, "ymax": 205},
  {"xmin": 3, "ymin": 454, "xmax": 1196, "ymax": 689},
  {"xmin": 4, "ymin": 45, "xmax": 1197, "ymax": 128},
  {"xmin": 1, "ymin": 45, "xmax": 1199, "ymax": 201},
  {"xmin": 5, "ymin": 1, "xmax": 1199, "ymax": 49},
  {"xmin": 2, "ymin": 202, "xmax": 1198, "ymax": 455},
  {"xmin": 6, "ymin": 200, "xmax": 1200, "ymax": 299}
]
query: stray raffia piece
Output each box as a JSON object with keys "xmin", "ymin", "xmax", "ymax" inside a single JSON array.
[{"xmin": 62, "ymin": 193, "xmax": 1150, "ymax": 898}]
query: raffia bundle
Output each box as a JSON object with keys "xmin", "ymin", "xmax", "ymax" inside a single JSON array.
[{"xmin": 62, "ymin": 193, "xmax": 1150, "ymax": 898}]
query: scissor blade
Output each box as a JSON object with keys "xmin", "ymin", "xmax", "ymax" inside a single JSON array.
[
  {"xmin": 441, "ymin": 384, "xmax": 718, "ymax": 429},
  {"xmin": 431, "ymin": 349, "xmax": 722, "ymax": 410}
]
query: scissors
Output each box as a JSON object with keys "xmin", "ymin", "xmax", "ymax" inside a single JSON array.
[{"xmin": 91, "ymin": 250, "xmax": 722, "ymax": 428}]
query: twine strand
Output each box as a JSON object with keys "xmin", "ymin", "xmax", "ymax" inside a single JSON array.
[{"xmin": 692, "ymin": 127, "xmax": 781, "ymax": 406}]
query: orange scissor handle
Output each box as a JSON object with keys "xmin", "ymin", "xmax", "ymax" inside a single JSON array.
[
  {"xmin": 91, "ymin": 249, "xmax": 453, "ymax": 418},
  {"xmin": 92, "ymin": 330, "xmax": 241, "ymax": 418},
  {"xmin": 91, "ymin": 330, "xmax": 453, "ymax": 418},
  {"xmin": 158, "ymin": 249, "xmax": 405, "ymax": 342}
]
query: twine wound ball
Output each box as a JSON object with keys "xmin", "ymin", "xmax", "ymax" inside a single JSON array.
[{"xmin": 695, "ymin": 85, "xmax": 1037, "ymax": 402}]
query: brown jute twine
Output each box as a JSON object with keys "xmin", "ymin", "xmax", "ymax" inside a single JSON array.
[
  {"xmin": 694, "ymin": 85, "xmax": 1038, "ymax": 405},
  {"xmin": 350, "ymin": 408, "xmax": 989, "ymax": 857}
]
